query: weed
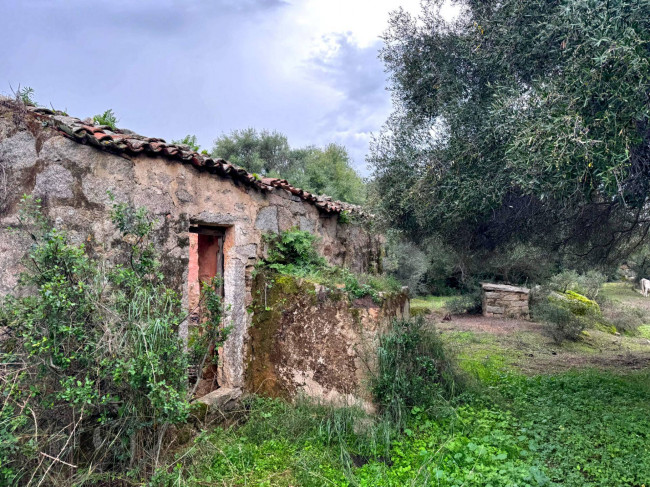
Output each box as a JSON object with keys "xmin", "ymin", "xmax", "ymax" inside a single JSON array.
[
  {"xmin": 93, "ymin": 108, "xmax": 118, "ymax": 130},
  {"xmin": 171, "ymin": 134, "xmax": 201, "ymax": 152},
  {"xmin": 371, "ymin": 318, "xmax": 459, "ymax": 427}
]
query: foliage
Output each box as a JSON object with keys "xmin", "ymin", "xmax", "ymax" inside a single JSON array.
[
  {"xmin": 261, "ymin": 228, "xmax": 399, "ymax": 302},
  {"xmin": 410, "ymin": 295, "xmax": 454, "ymax": 316},
  {"xmin": 383, "ymin": 234, "xmax": 429, "ymax": 294},
  {"xmin": 601, "ymin": 300, "xmax": 647, "ymax": 335},
  {"xmin": 262, "ymin": 227, "xmax": 327, "ymax": 275},
  {"xmin": 0, "ymin": 196, "xmax": 222, "ymax": 485},
  {"xmin": 152, "ymin": 365, "xmax": 650, "ymax": 486},
  {"xmin": 371, "ymin": 318, "xmax": 458, "ymax": 428},
  {"xmin": 370, "ymin": 0, "xmax": 650, "ymax": 267},
  {"xmin": 627, "ymin": 245, "xmax": 650, "ymax": 282},
  {"xmin": 445, "ymin": 287, "xmax": 482, "ymax": 315},
  {"xmin": 16, "ymin": 86, "xmax": 36, "ymax": 106},
  {"xmin": 92, "ymin": 108, "xmax": 118, "ymax": 130},
  {"xmin": 532, "ymin": 289, "xmax": 603, "ymax": 342},
  {"xmin": 171, "ymin": 134, "xmax": 201, "ymax": 152},
  {"xmin": 548, "ymin": 270, "xmax": 606, "ymax": 299},
  {"xmin": 212, "ymin": 129, "xmax": 366, "ymax": 204}
]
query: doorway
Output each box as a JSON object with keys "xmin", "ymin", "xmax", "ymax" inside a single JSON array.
[{"xmin": 188, "ymin": 224, "xmax": 226, "ymax": 395}]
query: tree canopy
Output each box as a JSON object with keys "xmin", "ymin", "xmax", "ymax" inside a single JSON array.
[
  {"xmin": 370, "ymin": 0, "xmax": 650, "ymax": 266},
  {"xmin": 212, "ymin": 129, "xmax": 366, "ymax": 205}
]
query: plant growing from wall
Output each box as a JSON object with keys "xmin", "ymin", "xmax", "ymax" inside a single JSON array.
[
  {"xmin": 261, "ymin": 228, "xmax": 400, "ymax": 303},
  {"xmin": 171, "ymin": 134, "xmax": 201, "ymax": 152},
  {"xmin": 93, "ymin": 108, "xmax": 118, "ymax": 130},
  {"xmin": 0, "ymin": 196, "xmax": 222, "ymax": 485}
]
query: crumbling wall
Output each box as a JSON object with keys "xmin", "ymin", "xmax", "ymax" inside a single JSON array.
[
  {"xmin": 246, "ymin": 271, "xmax": 410, "ymax": 409},
  {"xmin": 0, "ymin": 99, "xmax": 383, "ymax": 392},
  {"xmin": 481, "ymin": 283, "xmax": 530, "ymax": 319}
]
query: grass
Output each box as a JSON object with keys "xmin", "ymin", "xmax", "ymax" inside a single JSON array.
[
  {"xmin": 158, "ymin": 369, "xmax": 650, "ymax": 486},
  {"xmin": 410, "ymin": 295, "xmax": 455, "ymax": 316},
  {"xmin": 155, "ymin": 287, "xmax": 650, "ymax": 486}
]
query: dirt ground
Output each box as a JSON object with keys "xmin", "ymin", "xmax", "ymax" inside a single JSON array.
[{"xmin": 433, "ymin": 312, "xmax": 650, "ymax": 374}]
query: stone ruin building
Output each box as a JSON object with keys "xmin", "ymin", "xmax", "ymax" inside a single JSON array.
[{"xmin": 0, "ymin": 99, "xmax": 408, "ymax": 408}]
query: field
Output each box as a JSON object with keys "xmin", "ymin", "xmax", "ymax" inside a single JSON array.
[{"xmin": 159, "ymin": 283, "xmax": 650, "ymax": 486}]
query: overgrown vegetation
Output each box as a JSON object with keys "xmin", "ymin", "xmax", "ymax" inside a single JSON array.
[
  {"xmin": 261, "ymin": 228, "xmax": 400, "ymax": 302},
  {"xmin": 0, "ymin": 196, "xmax": 223, "ymax": 485},
  {"xmin": 371, "ymin": 318, "xmax": 458, "ymax": 428},
  {"xmin": 151, "ymin": 355, "xmax": 650, "ymax": 486}
]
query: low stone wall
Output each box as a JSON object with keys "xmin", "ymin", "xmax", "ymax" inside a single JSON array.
[
  {"xmin": 245, "ymin": 271, "xmax": 410, "ymax": 411},
  {"xmin": 481, "ymin": 283, "xmax": 530, "ymax": 319}
]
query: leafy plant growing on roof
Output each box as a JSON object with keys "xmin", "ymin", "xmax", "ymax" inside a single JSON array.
[
  {"xmin": 15, "ymin": 85, "xmax": 36, "ymax": 106},
  {"xmin": 93, "ymin": 108, "xmax": 118, "ymax": 130},
  {"xmin": 172, "ymin": 134, "xmax": 201, "ymax": 152}
]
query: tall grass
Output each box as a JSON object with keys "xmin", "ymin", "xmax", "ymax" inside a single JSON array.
[{"xmin": 370, "ymin": 318, "xmax": 460, "ymax": 428}]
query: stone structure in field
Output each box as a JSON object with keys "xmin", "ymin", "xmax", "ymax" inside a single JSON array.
[
  {"xmin": 0, "ymin": 98, "xmax": 394, "ymax": 402},
  {"xmin": 481, "ymin": 283, "xmax": 530, "ymax": 319}
]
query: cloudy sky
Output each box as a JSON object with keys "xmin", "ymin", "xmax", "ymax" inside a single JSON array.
[{"xmin": 0, "ymin": 0, "xmax": 456, "ymax": 175}]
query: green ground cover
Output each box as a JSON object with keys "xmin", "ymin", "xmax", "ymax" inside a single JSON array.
[
  {"xmin": 410, "ymin": 295, "xmax": 454, "ymax": 316},
  {"xmin": 158, "ymin": 368, "xmax": 650, "ymax": 487}
]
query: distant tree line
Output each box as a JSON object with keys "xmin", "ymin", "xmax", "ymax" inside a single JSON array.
[{"xmin": 173, "ymin": 130, "xmax": 366, "ymax": 205}]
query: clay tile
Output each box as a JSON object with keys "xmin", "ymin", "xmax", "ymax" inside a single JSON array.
[
  {"xmin": 126, "ymin": 140, "xmax": 145, "ymax": 153},
  {"xmin": 190, "ymin": 155, "xmax": 203, "ymax": 167},
  {"xmin": 93, "ymin": 132, "xmax": 113, "ymax": 142}
]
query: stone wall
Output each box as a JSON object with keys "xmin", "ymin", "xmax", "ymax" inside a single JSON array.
[
  {"xmin": 246, "ymin": 271, "xmax": 410, "ymax": 410},
  {"xmin": 0, "ymin": 100, "xmax": 383, "ymax": 393},
  {"xmin": 481, "ymin": 283, "xmax": 530, "ymax": 319}
]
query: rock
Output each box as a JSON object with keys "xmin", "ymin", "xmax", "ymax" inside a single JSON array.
[
  {"xmin": 255, "ymin": 206, "xmax": 279, "ymax": 233},
  {"xmin": 196, "ymin": 387, "xmax": 242, "ymax": 412},
  {"xmin": 34, "ymin": 164, "xmax": 75, "ymax": 199}
]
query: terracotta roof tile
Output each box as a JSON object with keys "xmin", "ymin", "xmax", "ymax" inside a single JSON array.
[{"xmin": 22, "ymin": 105, "xmax": 364, "ymax": 215}]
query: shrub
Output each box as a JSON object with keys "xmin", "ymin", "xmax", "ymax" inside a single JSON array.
[
  {"xmin": 383, "ymin": 235, "xmax": 429, "ymax": 294},
  {"xmin": 371, "ymin": 318, "xmax": 458, "ymax": 427},
  {"xmin": 532, "ymin": 291, "xmax": 601, "ymax": 342},
  {"xmin": 548, "ymin": 270, "xmax": 606, "ymax": 300},
  {"xmin": 445, "ymin": 287, "xmax": 482, "ymax": 315},
  {"xmin": 262, "ymin": 227, "xmax": 326, "ymax": 275},
  {"xmin": 600, "ymin": 299, "xmax": 648, "ymax": 335},
  {"xmin": 171, "ymin": 134, "xmax": 201, "ymax": 152},
  {"xmin": 0, "ymin": 196, "xmax": 223, "ymax": 485},
  {"xmin": 532, "ymin": 301, "xmax": 586, "ymax": 342},
  {"xmin": 16, "ymin": 86, "xmax": 36, "ymax": 106}
]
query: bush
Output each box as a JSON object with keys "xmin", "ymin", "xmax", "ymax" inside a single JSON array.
[
  {"xmin": 92, "ymin": 108, "xmax": 118, "ymax": 130},
  {"xmin": 548, "ymin": 270, "xmax": 606, "ymax": 300},
  {"xmin": 262, "ymin": 227, "xmax": 326, "ymax": 275},
  {"xmin": 261, "ymin": 228, "xmax": 400, "ymax": 302},
  {"xmin": 371, "ymin": 318, "xmax": 458, "ymax": 427},
  {"xmin": 445, "ymin": 288, "xmax": 482, "ymax": 315},
  {"xmin": 383, "ymin": 235, "xmax": 429, "ymax": 294},
  {"xmin": 0, "ymin": 196, "xmax": 224, "ymax": 485},
  {"xmin": 532, "ymin": 301, "xmax": 586, "ymax": 342},
  {"xmin": 600, "ymin": 299, "xmax": 648, "ymax": 335}
]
